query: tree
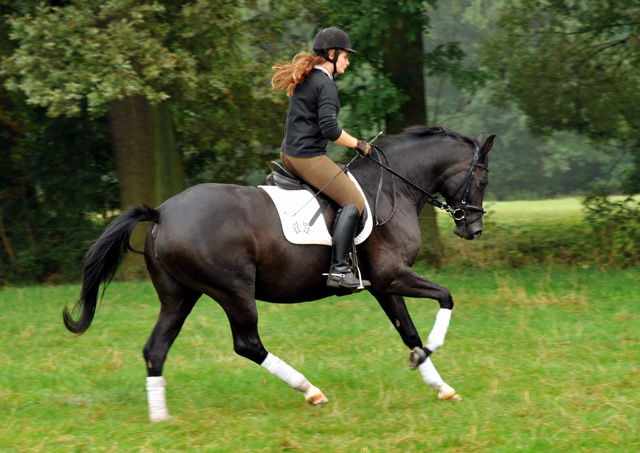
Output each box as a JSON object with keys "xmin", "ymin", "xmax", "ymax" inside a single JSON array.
[
  {"xmin": 2, "ymin": 1, "xmax": 190, "ymax": 276},
  {"xmin": 0, "ymin": 0, "xmax": 119, "ymax": 283},
  {"xmin": 479, "ymin": 0, "xmax": 640, "ymax": 194},
  {"xmin": 1, "ymin": 0, "xmax": 307, "ymax": 278}
]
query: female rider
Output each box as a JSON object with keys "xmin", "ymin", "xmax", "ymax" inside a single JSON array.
[{"xmin": 272, "ymin": 27, "xmax": 371, "ymax": 292}]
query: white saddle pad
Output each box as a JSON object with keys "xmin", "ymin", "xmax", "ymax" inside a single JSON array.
[{"xmin": 259, "ymin": 172, "xmax": 373, "ymax": 246}]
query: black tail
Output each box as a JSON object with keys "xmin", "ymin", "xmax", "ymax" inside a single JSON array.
[{"xmin": 63, "ymin": 205, "xmax": 160, "ymax": 334}]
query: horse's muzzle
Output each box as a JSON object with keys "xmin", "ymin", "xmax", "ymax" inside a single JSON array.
[
  {"xmin": 451, "ymin": 205, "xmax": 485, "ymax": 240},
  {"xmin": 454, "ymin": 222, "xmax": 483, "ymax": 240}
]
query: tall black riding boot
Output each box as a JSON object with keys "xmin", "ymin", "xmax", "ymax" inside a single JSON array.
[{"xmin": 326, "ymin": 204, "xmax": 371, "ymax": 291}]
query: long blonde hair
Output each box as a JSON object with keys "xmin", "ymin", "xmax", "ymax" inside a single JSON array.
[{"xmin": 272, "ymin": 52, "xmax": 326, "ymax": 97}]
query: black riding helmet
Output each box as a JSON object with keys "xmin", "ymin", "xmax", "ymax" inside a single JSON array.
[{"xmin": 313, "ymin": 27, "xmax": 356, "ymax": 74}]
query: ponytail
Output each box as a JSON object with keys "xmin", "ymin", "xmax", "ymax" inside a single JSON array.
[{"xmin": 272, "ymin": 52, "xmax": 326, "ymax": 97}]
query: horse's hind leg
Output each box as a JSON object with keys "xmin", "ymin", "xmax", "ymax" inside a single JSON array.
[
  {"xmin": 144, "ymin": 262, "xmax": 201, "ymax": 422},
  {"xmin": 218, "ymin": 295, "xmax": 328, "ymax": 405}
]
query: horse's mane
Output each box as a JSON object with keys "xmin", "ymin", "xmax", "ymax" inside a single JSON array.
[{"xmin": 380, "ymin": 126, "xmax": 476, "ymax": 149}]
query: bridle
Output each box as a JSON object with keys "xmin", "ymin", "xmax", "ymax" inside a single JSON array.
[
  {"xmin": 368, "ymin": 142, "xmax": 488, "ymax": 227},
  {"xmin": 446, "ymin": 143, "xmax": 488, "ymax": 226}
]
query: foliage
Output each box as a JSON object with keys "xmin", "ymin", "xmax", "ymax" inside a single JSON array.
[
  {"xmin": 424, "ymin": 0, "xmax": 636, "ymax": 200},
  {"xmin": 0, "ymin": 1, "xmax": 310, "ymax": 283},
  {"xmin": 3, "ymin": 1, "xmax": 224, "ymax": 116},
  {"xmin": 0, "ymin": 94, "xmax": 116, "ymax": 284},
  {"xmin": 1, "ymin": 1, "xmax": 308, "ymax": 185},
  {"xmin": 2, "ymin": 1, "xmax": 639, "ymax": 282},
  {"xmin": 313, "ymin": 0, "xmax": 489, "ymax": 265},
  {"xmin": 583, "ymin": 194, "xmax": 640, "ymax": 267},
  {"xmin": 156, "ymin": 0, "xmax": 312, "ymax": 184},
  {"xmin": 0, "ymin": 268, "xmax": 638, "ymax": 449},
  {"xmin": 435, "ymin": 196, "xmax": 640, "ymax": 270},
  {"xmin": 478, "ymin": 0, "xmax": 640, "ymax": 193}
]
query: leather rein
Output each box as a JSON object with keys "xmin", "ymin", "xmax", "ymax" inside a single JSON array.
[{"xmin": 367, "ymin": 143, "xmax": 487, "ymax": 227}]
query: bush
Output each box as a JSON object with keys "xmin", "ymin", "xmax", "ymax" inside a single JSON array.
[
  {"xmin": 583, "ymin": 194, "xmax": 640, "ymax": 268},
  {"xmin": 434, "ymin": 196, "xmax": 640, "ymax": 270},
  {"xmin": 0, "ymin": 215, "xmax": 109, "ymax": 285}
]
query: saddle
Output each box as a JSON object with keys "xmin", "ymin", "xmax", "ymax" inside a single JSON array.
[
  {"xmin": 266, "ymin": 161, "xmax": 314, "ymax": 192},
  {"xmin": 266, "ymin": 161, "xmax": 330, "ymax": 226},
  {"xmin": 262, "ymin": 161, "xmax": 371, "ymax": 244}
]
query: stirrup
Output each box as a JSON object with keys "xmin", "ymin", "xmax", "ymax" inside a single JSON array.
[{"xmin": 324, "ymin": 268, "xmax": 370, "ymax": 292}]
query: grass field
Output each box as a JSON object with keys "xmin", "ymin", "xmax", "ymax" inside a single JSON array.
[{"xmin": 1, "ymin": 265, "xmax": 638, "ymax": 451}]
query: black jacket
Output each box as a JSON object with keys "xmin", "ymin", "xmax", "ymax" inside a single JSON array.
[{"xmin": 281, "ymin": 69, "xmax": 342, "ymax": 158}]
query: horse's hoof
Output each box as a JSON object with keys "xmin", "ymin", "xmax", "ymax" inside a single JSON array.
[
  {"xmin": 149, "ymin": 414, "xmax": 172, "ymax": 423},
  {"xmin": 438, "ymin": 383, "xmax": 462, "ymax": 401},
  {"xmin": 306, "ymin": 391, "xmax": 328, "ymax": 405},
  {"xmin": 440, "ymin": 392, "xmax": 462, "ymax": 401},
  {"xmin": 408, "ymin": 346, "xmax": 428, "ymax": 370}
]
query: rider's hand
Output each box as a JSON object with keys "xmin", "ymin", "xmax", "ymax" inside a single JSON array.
[{"xmin": 355, "ymin": 139, "xmax": 371, "ymax": 156}]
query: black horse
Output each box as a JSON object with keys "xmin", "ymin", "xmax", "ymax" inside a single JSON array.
[{"xmin": 64, "ymin": 126, "xmax": 494, "ymax": 422}]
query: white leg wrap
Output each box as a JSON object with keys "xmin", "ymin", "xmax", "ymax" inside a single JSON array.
[
  {"xmin": 146, "ymin": 376, "xmax": 171, "ymax": 423},
  {"xmin": 426, "ymin": 308, "xmax": 452, "ymax": 353},
  {"xmin": 418, "ymin": 357, "xmax": 460, "ymax": 400},
  {"xmin": 418, "ymin": 357, "xmax": 444, "ymax": 389},
  {"xmin": 261, "ymin": 353, "xmax": 320, "ymax": 400}
]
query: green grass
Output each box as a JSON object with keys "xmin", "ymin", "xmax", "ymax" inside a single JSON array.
[
  {"xmin": 484, "ymin": 197, "xmax": 586, "ymax": 224},
  {"xmin": 476, "ymin": 195, "xmax": 637, "ymax": 225},
  {"xmin": 435, "ymin": 196, "xmax": 587, "ymax": 230},
  {"xmin": 1, "ymin": 266, "xmax": 638, "ymax": 451}
]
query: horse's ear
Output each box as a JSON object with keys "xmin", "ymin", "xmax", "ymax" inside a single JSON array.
[
  {"xmin": 481, "ymin": 134, "xmax": 496, "ymax": 154},
  {"xmin": 475, "ymin": 132, "xmax": 485, "ymax": 145}
]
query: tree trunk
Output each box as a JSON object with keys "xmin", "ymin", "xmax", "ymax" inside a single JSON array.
[
  {"xmin": 0, "ymin": 203, "xmax": 16, "ymax": 262},
  {"xmin": 383, "ymin": 19, "xmax": 443, "ymax": 267},
  {"xmin": 107, "ymin": 97, "xmax": 186, "ymax": 279},
  {"xmin": 154, "ymin": 101, "xmax": 186, "ymax": 203},
  {"xmin": 17, "ymin": 155, "xmax": 37, "ymax": 252},
  {"xmin": 107, "ymin": 95, "xmax": 158, "ymax": 280},
  {"xmin": 383, "ymin": 22, "xmax": 426, "ymax": 132}
]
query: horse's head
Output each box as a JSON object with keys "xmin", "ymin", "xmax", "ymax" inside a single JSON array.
[
  {"xmin": 359, "ymin": 126, "xmax": 495, "ymax": 240},
  {"xmin": 443, "ymin": 132, "xmax": 494, "ymax": 240}
]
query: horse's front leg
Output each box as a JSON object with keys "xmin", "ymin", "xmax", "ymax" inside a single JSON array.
[
  {"xmin": 372, "ymin": 290, "xmax": 461, "ymax": 401},
  {"xmin": 378, "ymin": 266, "xmax": 456, "ymax": 357}
]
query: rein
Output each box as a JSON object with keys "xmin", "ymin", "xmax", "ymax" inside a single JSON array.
[{"xmin": 366, "ymin": 143, "xmax": 487, "ymax": 226}]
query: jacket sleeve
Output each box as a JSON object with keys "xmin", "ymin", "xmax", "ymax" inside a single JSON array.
[{"xmin": 317, "ymin": 82, "xmax": 343, "ymax": 141}]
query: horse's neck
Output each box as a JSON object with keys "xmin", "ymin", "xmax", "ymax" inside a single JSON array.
[
  {"xmin": 383, "ymin": 142, "xmax": 459, "ymax": 192},
  {"xmin": 360, "ymin": 140, "xmax": 471, "ymax": 208}
]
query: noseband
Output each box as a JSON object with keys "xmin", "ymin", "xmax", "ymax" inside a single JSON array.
[{"xmin": 368, "ymin": 143, "xmax": 487, "ymax": 226}]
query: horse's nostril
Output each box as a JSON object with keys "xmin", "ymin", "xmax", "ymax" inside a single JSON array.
[{"xmin": 474, "ymin": 230, "xmax": 483, "ymax": 239}]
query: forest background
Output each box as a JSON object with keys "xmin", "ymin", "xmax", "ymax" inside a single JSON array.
[{"xmin": 1, "ymin": 0, "xmax": 639, "ymax": 284}]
